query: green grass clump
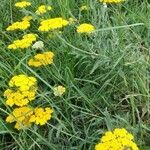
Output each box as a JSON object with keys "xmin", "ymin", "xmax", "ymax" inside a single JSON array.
[{"xmin": 0, "ymin": 0, "xmax": 150, "ymax": 149}]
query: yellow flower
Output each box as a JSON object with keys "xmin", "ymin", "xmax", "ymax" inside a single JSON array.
[
  {"xmin": 38, "ymin": 17, "xmax": 69, "ymax": 32},
  {"xmin": 80, "ymin": 5, "xmax": 89, "ymax": 11},
  {"xmin": 5, "ymin": 89, "xmax": 37, "ymax": 107},
  {"xmin": 29, "ymin": 107, "xmax": 53, "ymax": 125},
  {"xmin": 95, "ymin": 128, "xmax": 139, "ymax": 150},
  {"xmin": 28, "ymin": 51, "xmax": 54, "ymax": 67},
  {"xmin": 53, "ymin": 85, "xmax": 66, "ymax": 96},
  {"xmin": 4, "ymin": 74, "xmax": 37, "ymax": 107},
  {"xmin": 36, "ymin": 5, "xmax": 52, "ymax": 15},
  {"xmin": 77, "ymin": 23, "xmax": 95, "ymax": 33},
  {"xmin": 8, "ymin": 33, "xmax": 37, "ymax": 50},
  {"xmin": 99, "ymin": 0, "xmax": 125, "ymax": 3},
  {"xmin": 6, "ymin": 19, "xmax": 30, "ymax": 31},
  {"xmin": 6, "ymin": 106, "xmax": 33, "ymax": 130},
  {"xmin": 6, "ymin": 107, "xmax": 53, "ymax": 129},
  {"xmin": 15, "ymin": 1, "xmax": 31, "ymax": 8},
  {"xmin": 9, "ymin": 74, "xmax": 37, "ymax": 89}
]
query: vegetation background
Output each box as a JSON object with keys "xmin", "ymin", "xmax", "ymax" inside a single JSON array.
[{"xmin": 0, "ymin": 0, "xmax": 150, "ymax": 149}]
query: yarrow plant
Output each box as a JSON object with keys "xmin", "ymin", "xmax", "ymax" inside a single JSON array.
[
  {"xmin": 28, "ymin": 51, "xmax": 55, "ymax": 67},
  {"xmin": 77, "ymin": 23, "xmax": 95, "ymax": 33},
  {"xmin": 4, "ymin": 74, "xmax": 37, "ymax": 107},
  {"xmin": 53, "ymin": 85, "xmax": 66, "ymax": 96},
  {"xmin": 6, "ymin": 16, "xmax": 32, "ymax": 31},
  {"xmin": 6, "ymin": 106, "xmax": 34, "ymax": 130},
  {"xmin": 15, "ymin": 1, "xmax": 31, "ymax": 8},
  {"xmin": 36, "ymin": 5, "xmax": 52, "ymax": 15},
  {"xmin": 38, "ymin": 17, "xmax": 69, "ymax": 32},
  {"xmin": 95, "ymin": 128, "xmax": 139, "ymax": 150},
  {"xmin": 29, "ymin": 107, "xmax": 53, "ymax": 125},
  {"xmin": 6, "ymin": 106, "xmax": 53, "ymax": 130},
  {"xmin": 5, "ymin": 74, "xmax": 53, "ymax": 130},
  {"xmin": 2, "ymin": 0, "xmax": 145, "ymax": 149},
  {"xmin": 8, "ymin": 33, "xmax": 37, "ymax": 49}
]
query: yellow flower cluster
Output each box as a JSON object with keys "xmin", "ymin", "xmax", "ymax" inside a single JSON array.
[
  {"xmin": 6, "ymin": 16, "xmax": 32, "ymax": 31},
  {"xmin": 8, "ymin": 33, "xmax": 37, "ymax": 50},
  {"xmin": 6, "ymin": 106, "xmax": 33, "ymax": 130},
  {"xmin": 38, "ymin": 17, "xmax": 69, "ymax": 32},
  {"xmin": 95, "ymin": 128, "xmax": 139, "ymax": 150},
  {"xmin": 6, "ymin": 106, "xmax": 53, "ymax": 130},
  {"xmin": 29, "ymin": 107, "xmax": 53, "ymax": 125},
  {"xmin": 28, "ymin": 52, "xmax": 54, "ymax": 67},
  {"xmin": 99, "ymin": 0, "xmax": 125, "ymax": 3},
  {"xmin": 36, "ymin": 5, "xmax": 52, "ymax": 15},
  {"xmin": 4, "ymin": 74, "xmax": 37, "ymax": 107},
  {"xmin": 77, "ymin": 23, "xmax": 95, "ymax": 33},
  {"xmin": 5, "ymin": 74, "xmax": 54, "ymax": 130},
  {"xmin": 15, "ymin": 1, "xmax": 31, "ymax": 8},
  {"xmin": 53, "ymin": 85, "xmax": 66, "ymax": 96}
]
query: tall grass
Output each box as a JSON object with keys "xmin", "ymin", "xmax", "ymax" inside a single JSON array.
[{"xmin": 0, "ymin": 0, "xmax": 150, "ymax": 149}]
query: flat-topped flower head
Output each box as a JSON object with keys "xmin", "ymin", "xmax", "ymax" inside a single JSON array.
[
  {"xmin": 6, "ymin": 106, "xmax": 33, "ymax": 130},
  {"xmin": 4, "ymin": 74, "xmax": 37, "ymax": 107},
  {"xmin": 8, "ymin": 33, "xmax": 37, "ymax": 50},
  {"xmin": 6, "ymin": 107, "xmax": 53, "ymax": 129},
  {"xmin": 28, "ymin": 51, "xmax": 54, "ymax": 67},
  {"xmin": 6, "ymin": 16, "xmax": 32, "ymax": 31},
  {"xmin": 15, "ymin": 1, "xmax": 31, "ymax": 8},
  {"xmin": 4, "ymin": 89, "xmax": 37, "ymax": 107},
  {"xmin": 77, "ymin": 23, "xmax": 95, "ymax": 33},
  {"xmin": 36, "ymin": 5, "xmax": 52, "ymax": 15},
  {"xmin": 29, "ymin": 107, "xmax": 53, "ymax": 125},
  {"xmin": 53, "ymin": 85, "xmax": 66, "ymax": 96},
  {"xmin": 38, "ymin": 17, "xmax": 69, "ymax": 32},
  {"xmin": 95, "ymin": 128, "xmax": 139, "ymax": 150},
  {"xmin": 99, "ymin": 0, "xmax": 125, "ymax": 3},
  {"xmin": 8, "ymin": 74, "xmax": 37, "ymax": 89}
]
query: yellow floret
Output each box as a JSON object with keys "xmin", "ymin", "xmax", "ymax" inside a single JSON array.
[
  {"xmin": 77, "ymin": 23, "xmax": 95, "ymax": 33},
  {"xmin": 8, "ymin": 33, "xmax": 37, "ymax": 50},
  {"xmin": 38, "ymin": 17, "xmax": 69, "ymax": 32},
  {"xmin": 28, "ymin": 51, "xmax": 54, "ymax": 67},
  {"xmin": 36, "ymin": 5, "xmax": 52, "ymax": 15},
  {"xmin": 9, "ymin": 74, "xmax": 37, "ymax": 88},
  {"xmin": 95, "ymin": 128, "xmax": 139, "ymax": 150},
  {"xmin": 29, "ymin": 107, "xmax": 53, "ymax": 125},
  {"xmin": 6, "ymin": 20, "xmax": 30, "ymax": 31},
  {"xmin": 6, "ymin": 106, "xmax": 33, "ymax": 130},
  {"xmin": 5, "ymin": 74, "xmax": 37, "ymax": 107},
  {"xmin": 15, "ymin": 1, "xmax": 31, "ymax": 8}
]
